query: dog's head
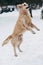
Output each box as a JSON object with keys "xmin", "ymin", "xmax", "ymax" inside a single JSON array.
[{"xmin": 17, "ymin": 2, "xmax": 29, "ymax": 10}]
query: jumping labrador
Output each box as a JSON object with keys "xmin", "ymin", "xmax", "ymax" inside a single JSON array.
[{"xmin": 2, "ymin": 2, "xmax": 40, "ymax": 56}]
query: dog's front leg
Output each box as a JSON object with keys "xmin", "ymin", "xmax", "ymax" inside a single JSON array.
[
  {"xmin": 31, "ymin": 23, "xmax": 40, "ymax": 31},
  {"xmin": 23, "ymin": 22, "xmax": 36, "ymax": 34},
  {"xmin": 29, "ymin": 27, "xmax": 36, "ymax": 34}
]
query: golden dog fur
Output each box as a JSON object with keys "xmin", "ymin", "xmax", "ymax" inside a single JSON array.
[{"xmin": 2, "ymin": 2, "xmax": 40, "ymax": 56}]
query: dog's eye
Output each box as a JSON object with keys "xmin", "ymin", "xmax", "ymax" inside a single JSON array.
[{"xmin": 24, "ymin": 4, "xmax": 26, "ymax": 6}]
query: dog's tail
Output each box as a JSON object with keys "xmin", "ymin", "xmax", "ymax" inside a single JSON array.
[{"xmin": 2, "ymin": 35, "xmax": 12, "ymax": 46}]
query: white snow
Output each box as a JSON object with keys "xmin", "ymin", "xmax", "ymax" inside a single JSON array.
[{"xmin": 0, "ymin": 8, "xmax": 43, "ymax": 65}]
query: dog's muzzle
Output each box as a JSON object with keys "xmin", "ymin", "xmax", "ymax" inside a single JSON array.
[{"xmin": 26, "ymin": 6, "xmax": 29, "ymax": 9}]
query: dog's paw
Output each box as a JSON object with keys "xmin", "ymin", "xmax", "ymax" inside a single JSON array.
[
  {"xmin": 32, "ymin": 32, "xmax": 36, "ymax": 34},
  {"xmin": 15, "ymin": 54, "xmax": 18, "ymax": 57},
  {"xmin": 19, "ymin": 50, "xmax": 23, "ymax": 52},
  {"xmin": 37, "ymin": 29, "xmax": 40, "ymax": 31}
]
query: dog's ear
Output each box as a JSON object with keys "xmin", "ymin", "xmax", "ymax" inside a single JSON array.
[{"xmin": 17, "ymin": 4, "xmax": 22, "ymax": 9}]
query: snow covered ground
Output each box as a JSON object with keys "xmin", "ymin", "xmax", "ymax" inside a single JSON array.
[{"xmin": 0, "ymin": 8, "xmax": 43, "ymax": 65}]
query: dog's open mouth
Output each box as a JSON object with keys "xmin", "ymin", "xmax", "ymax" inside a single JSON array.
[{"xmin": 26, "ymin": 6, "xmax": 29, "ymax": 9}]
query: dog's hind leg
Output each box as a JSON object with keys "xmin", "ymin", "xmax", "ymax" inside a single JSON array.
[
  {"xmin": 18, "ymin": 43, "xmax": 23, "ymax": 52},
  {"xmin": 31, "ymin": 23, "xmax": 40, "ymax": 31},
  {"xmin": 14, "ymin": 46, "xmax": 18, "ymax": 57},
  {"xmin": 13, "ymin": 45, "xmax": 18, "ymax": 57},
  {"xmin": 11, "ymin": 38, "xmax": 18, "ymax": 57},
  {"xmin": 17, "ymin": 34, "xmax": 23, "ymax": 52}
]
